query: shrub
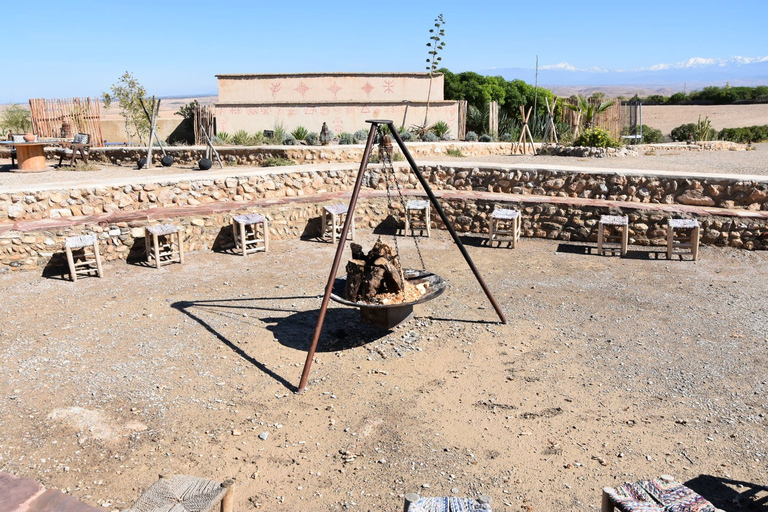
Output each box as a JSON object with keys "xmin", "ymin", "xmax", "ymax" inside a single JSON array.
[
  {"xmin": 670, "ymin": 123, "xmax": 695, "ymax": 142},
  {"xmin": 641, "ymin": 125, "xmax": 664, "ymax": 144},
  {"xmin": 446, "ymin": 148, "xmax": 465, "ymax": 157},
  {"xmin": 305, "ymin": 132, "xmax": 319, "ymax": 145},
  {"xmin": 263, "ymin": 157, "xmax": 295, "ymax": 167},
  {"xmin": 291, "ymin": 126, "xmax": 309, "ymax": 140},
  {"xmin": 718, "ymin": 125, "xmax": 768, "ymax": 143},
  {"xmin": 338, "ymin": 133, "xmax": 355, "ymax": 145},
  {"xmin": 499, "ymin": 132, "xmax": 514, "ymax": 142},
  {"xmin": 232, "ymin": 130, "xmax": 256, "ymax": 145},
  {"xmin": 353, "ymin": 129, "xmax": 370, "ymax": 143},
  {"xmin": 399, "ymin": 131, "xmax": 414, "ymax": 142},
  {"xmin": 430, "ymin": 120, "xmax": 450, "ymax": 139},
  {"xmin": 422, "ymin": 132, "xmax": 439, "ymax": 142},
  {"xmin": 478, "ymin": 134, "xmax": 493, "ymax": 142},
  {"xmin": 269, "ymin": 124, "xmax": 286, "ymax": 145},
  {"xmin": 574, "ymin": 128, "xmax": 620, "ymax": 148},
  {"xmin": 282, "ymin": 133, "xmax": 297, "ymax": 145},
  {"xmin": 465, "ymin": 131, "xmax": 478, "ymax": 141},
  {"xmin": 213, "ymin": 131, "xmax": 231, "ymax": 145}
]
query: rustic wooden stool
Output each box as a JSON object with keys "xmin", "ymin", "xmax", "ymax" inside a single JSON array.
[
  {"xmin": 404, "ymin": 492, "xmax": 492, "ymax": 511},
  {"xmin": 597, "ymin": 215, "xmax": 629, "ymax": 256},
  {"xmin": 126, "ymin": 474, "xmax": 234, "ymax": 512},
  {"xmin": 145, "ymin": 224, "xmax": 184, "ymax": 269},
  {"xmin": 488, "ymin": 208, "xmax": 521, "ymax": 248},
  {"xmin": 64, "ymin": 234, "xmax": 103, "ymax": 282},
  {"xmin": 404, "ymin": 199, "xmax": 431, "ymax": 237},
  {"xmin": 232, "ymin": 213, "xmax": 269, "ymax": 256},
  {"xmin": 322, "ymin": 203, "xmax": 354, "ymax": 244},
  {"xmin": 667, "ymin": 218, "xmax": 700, "ymax": 261},
  {"xmin": 601, "ymin": 475, "xmax": 720, "ymax": 512}
]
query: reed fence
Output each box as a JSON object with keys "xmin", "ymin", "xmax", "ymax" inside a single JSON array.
[{"xmin": 29, "ymin": 97, "xmax": 104, "ymax": 146}]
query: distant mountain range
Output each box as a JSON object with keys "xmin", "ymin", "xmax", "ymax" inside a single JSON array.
[{"xmin": 480, "ymin": 56, "xmax": 768, "ymax": 97}]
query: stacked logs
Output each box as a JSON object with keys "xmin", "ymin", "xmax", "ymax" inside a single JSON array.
[{"xmin": 344, "ymin": 238, "xmax": 405, "ymax": 303}]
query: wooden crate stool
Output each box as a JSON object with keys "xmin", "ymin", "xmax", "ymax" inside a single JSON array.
[
  {"xmin": 601, "ymin": 475, "xmax": 720, "ymax": 512},
  {"xmin": 488, "ymin": 208, "xmax": 521, "ymax": 248},
  {"xmin": 64, "ymin": 234, "xmax": 103, "ymax": 282},
  {"xmin": 404, "ymin": 199, "xmax": 431, "ymax": 237},
  {"xmin": 667, "ymin": 218, "xmax": 700, "ymax": 261},
  {"xmin": 126, "ymin": 474, "xmax": 234, "ymax": 512},
  {"xmin": 232, "ymin": 213, "xmax": 269, "ymax": 256},
  {"xmin": 404, "ymin": 492, "xmax": 492, "ymax": 511},
  {"xmin": 322, "ymin": 203, "xmax": 355, "ymax": 244},
  {"xmin": 145, "ymin": 224, "xmax": 184, "ymax": 269},
  {"xmin": 597, "ymin": 215, "xmax": 629, "ymax": 256}
]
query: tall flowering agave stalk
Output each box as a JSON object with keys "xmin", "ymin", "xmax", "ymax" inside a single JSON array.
[{"xmin": 421, "ymin": 14, "xmax": 446, "ymax": 135}]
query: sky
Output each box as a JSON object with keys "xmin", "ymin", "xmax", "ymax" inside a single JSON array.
[{"xmin": 2, "ymin": 0, "xmax": 766, "ymax": 103}]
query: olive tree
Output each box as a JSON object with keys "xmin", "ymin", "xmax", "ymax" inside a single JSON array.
[{"xmin": 102, "ymin": 72, "xmax": 150, "ymax": 144}]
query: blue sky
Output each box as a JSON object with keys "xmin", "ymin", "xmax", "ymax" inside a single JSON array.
[{"xmin": 2, "ymin": 0, "xmax": 765, "ymax": 103}]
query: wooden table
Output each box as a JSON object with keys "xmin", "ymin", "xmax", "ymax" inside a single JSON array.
[{"xmin": 0, "ymin": 140, "xmax": 55, "ymax": 171}]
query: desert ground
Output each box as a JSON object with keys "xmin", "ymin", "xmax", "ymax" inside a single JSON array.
[{"xmin": 1, "ymin": 142, "xmax": 767, "ymax": 512}]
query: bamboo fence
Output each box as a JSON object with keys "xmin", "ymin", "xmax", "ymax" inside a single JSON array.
[
  {"xmin": 195, "ymin": 104, "xmax": 215, "ymax": 145},
  {"xmin": 29, "ymin": 97, "xmax": 104, "ymax": 146}
]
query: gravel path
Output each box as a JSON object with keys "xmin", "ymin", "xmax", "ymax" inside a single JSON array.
[{"xmin": 1, "ymin": 143, "xmax": 766, "ymax": 191}]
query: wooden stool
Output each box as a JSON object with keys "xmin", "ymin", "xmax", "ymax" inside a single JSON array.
[
  {"xmin": 404, "ymin": 199, "xmax": 431, "ymax": 237},
  {"xmin": 404, "ymin": 493, "xmax": 492, "ymax": 512},
  {"xmin": 601, "ymin": 475, "xmax": 720, "ymax": 512},
  {"xmin": 667, "ymin": 218, "xmax": 700, "ymax": 261},
  {"xmin": 145, "ymin": 224, "xmax": 184, "ymax": 268},
  {"xmin": 232, "ymin": 213, "xmax": 269, "ymax": 256},
  {"xmin": 64, "ymin": 234, "xmax": 103, "ymax": 282},
  {"xmin": 322, "ymin": 203, "xmax": 354, "ymax": 244},
  {"xmin": 126, "ymin": 474, "xmax": 234, "ymax": 512},
  {"xmin": 488, "ymin": 208, "xmax": 521, "ymax": 248},
  {"xmin": 597, "ymin": 215, "xmax": 629, "ymax": 256}
]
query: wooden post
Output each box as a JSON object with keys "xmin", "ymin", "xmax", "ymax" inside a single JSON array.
[
  {"xmin": 488, "ymin": 101, "xmax": 498, "ymax": 137},
  {"xmin": 458, "ymin": 100, "xmax": 467, "ymax": 141},
  {"xmin": 601, "ymin": 488, "xmax": 614, "ymax": 512},
  {"xmin": 220, "ymin": 479, "xmax": 235, "ymax": 512}
]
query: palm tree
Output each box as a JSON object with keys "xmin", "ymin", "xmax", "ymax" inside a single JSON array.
[{"xmin": 565, "ymin": 94, "xmax": 615, "ymax": 136}]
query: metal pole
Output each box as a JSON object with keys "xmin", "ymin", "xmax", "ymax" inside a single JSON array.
[
  {"xmin": 297, "ymin": 123, "xmax": 380, "ymax": 393},
  {"xmin": 387, "ymin": 122, "xmax": 507, "ymax": 324}
]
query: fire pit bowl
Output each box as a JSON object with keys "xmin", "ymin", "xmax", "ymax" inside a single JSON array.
[{"xmin": 330, "ymin": 269, "xmax": 446, "ymax": 329}]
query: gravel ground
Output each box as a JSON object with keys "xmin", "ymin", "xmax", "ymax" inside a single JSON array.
[
  {"xmin": 0, "ymin": 228, "xmax": 766, "ymax": 511},
  {"xmin": 0, "ymin": 143, "xmax": 766, "ymax": 192}
]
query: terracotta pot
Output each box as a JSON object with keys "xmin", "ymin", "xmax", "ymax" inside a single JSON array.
[{"xmin": 23, "ymin": 133, "xmax": 36, "ymax": 142}]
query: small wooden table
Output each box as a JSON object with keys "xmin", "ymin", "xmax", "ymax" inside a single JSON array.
[{"xmin": 1, "ymin": 140, "xmax": 55, "ymax": 171}]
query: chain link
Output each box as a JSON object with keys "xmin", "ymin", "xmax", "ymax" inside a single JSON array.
[{"xmin": 376, "ymin": 126, "xmax": 426, "ymax": 270}]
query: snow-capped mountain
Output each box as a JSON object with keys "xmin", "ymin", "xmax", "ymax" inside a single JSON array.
[{"xmin": 480, "ymin": 56, "xmax": 768, "ymax": 92}]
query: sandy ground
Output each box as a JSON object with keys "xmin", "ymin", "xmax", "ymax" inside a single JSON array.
[{"xmin": 1, "ymin": 147, "xmax": 768, "ymax": 512}]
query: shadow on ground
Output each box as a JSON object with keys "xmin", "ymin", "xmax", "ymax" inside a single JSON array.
[
  {"xmin": 172, "ymin": 297, "xmax": 389, "ymax": 392},
  {"xmin": 686, "ymin": 474, "xmax": 768, "ymax": 511}
]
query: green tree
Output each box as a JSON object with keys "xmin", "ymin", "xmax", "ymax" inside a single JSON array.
[
  {"xmin": 0, "ymin": 104, "xmax": 32, "ymax": 134},
  {"xmin": 102, "ymin": 72, "xmax": 150, "ymax": 144}
]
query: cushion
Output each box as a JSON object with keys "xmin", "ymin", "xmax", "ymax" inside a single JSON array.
[{"xmin": 73, "ymin": 133, "xmax": 89, "ymax": 144}]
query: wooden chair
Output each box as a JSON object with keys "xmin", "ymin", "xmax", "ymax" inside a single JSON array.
[
  {"xmin": 667, "ymin": 218, "xmax": 700, "ymax": 261},
  {"xmin": 597, "ymin": 215, "xmax": 629, "ymax": 256},
  {"xmin": 58, "ymin": 133, "xmax": 90, "ymax": 166},
  {"xmin": 602, "ymin": 475, "xmax": 721, "ymax": 512},
  {"xmin": 322, "ymin": 203, "xmax": 354, "ymax": 244},
  {"xmin": 404, "ymin": 199, "xmax": 431, "ymax": 237},
  {"xmin": 488, "ymin": 208, "xmax": 521, "ymax": 248},
  {"xmin": 232, "ymin": 213, "xmax": 269, "ymax": 256},
  {"xmin": 64, "ymin": 234, "xmax": 103, "ymax": 281},
  {"xmin": 145, "ymin": 224, "xmax": 184, "ymax": 268}
]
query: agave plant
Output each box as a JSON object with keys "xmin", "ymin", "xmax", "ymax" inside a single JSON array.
[
  {"xmin": 430, "ymin": 120, "xmax": 450, "ymax": 139},
  {"xmin": 232, "ymin": 130, "xmax": 255, "ymax": 146},
  {"xmin": 291, "ymin": 126, "xmax": 309, "ymax": 140},
  {"xmin": 213, "ymin": 131, "xmax": 232, "ymax": 145},
  {"xmin": 692, "ymin": 115, "xmax": 715, "ymax": 141}
]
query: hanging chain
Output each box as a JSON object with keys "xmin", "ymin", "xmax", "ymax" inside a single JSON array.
[{"xmin": 376, "ymin": 126, "xmax": 426, "ymax": 270}]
